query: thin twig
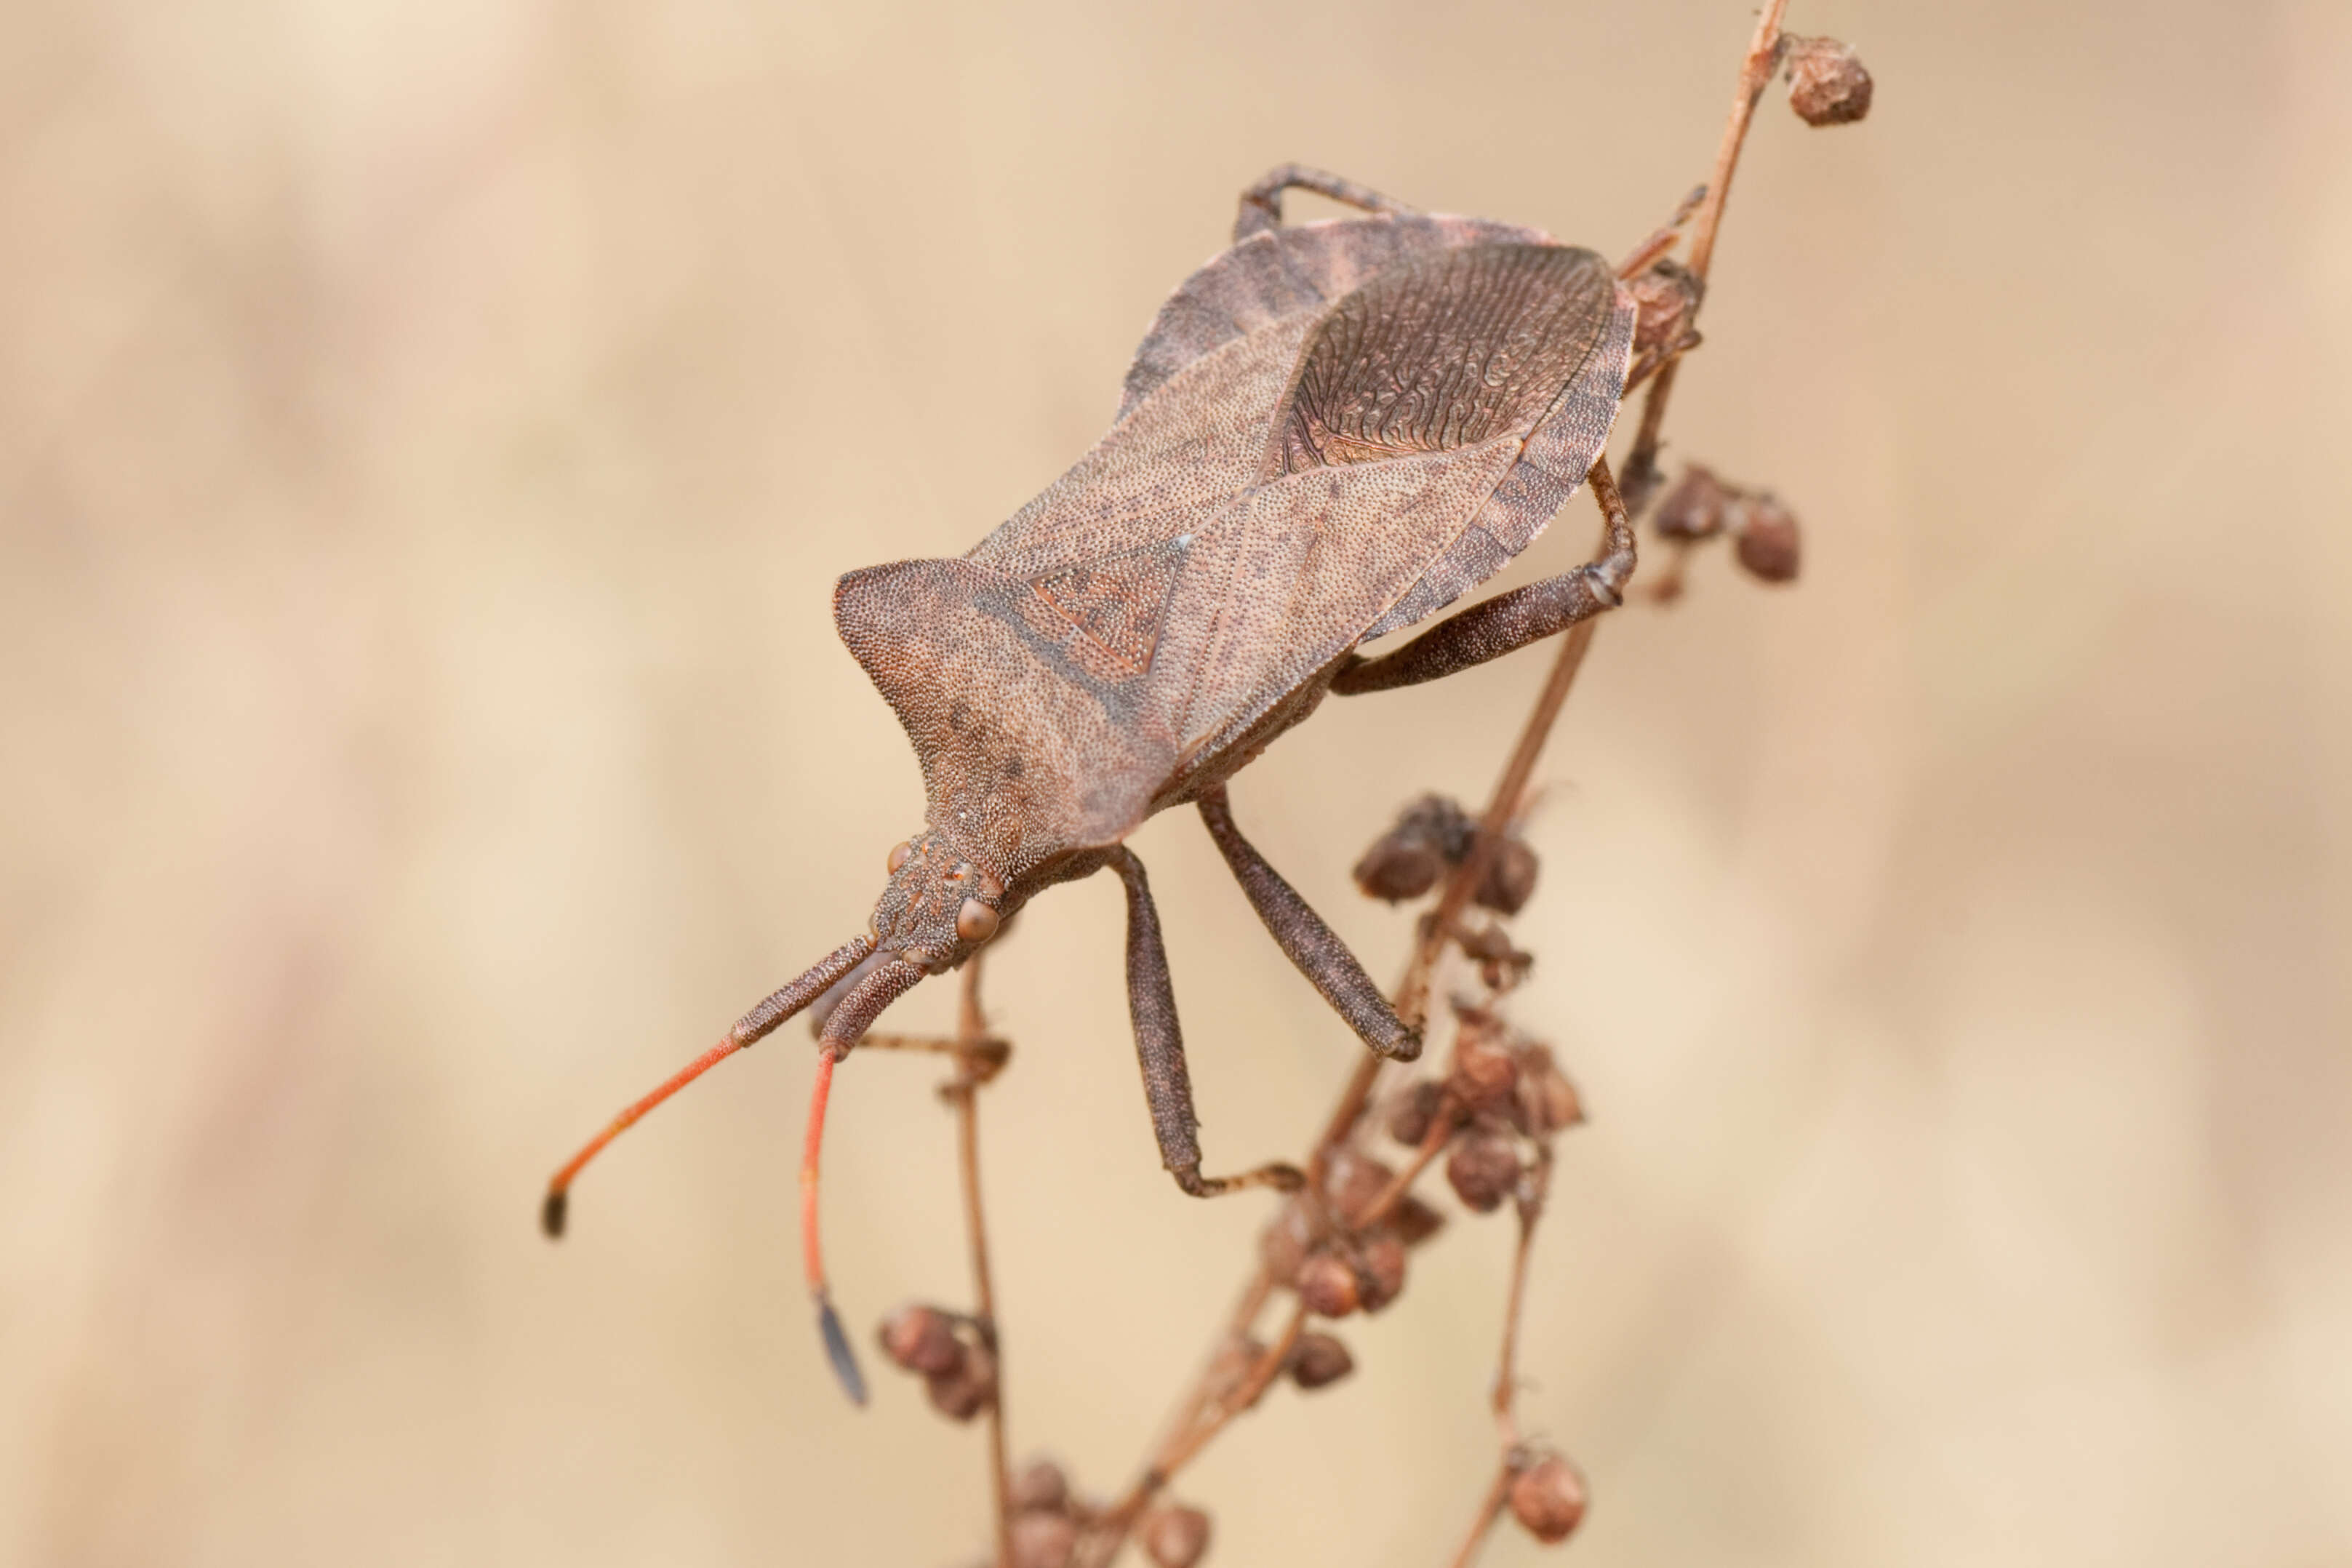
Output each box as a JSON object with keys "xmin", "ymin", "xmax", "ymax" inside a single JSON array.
[
  {"xmin": 1491, "ymin": 1144, "xmax": 1554, "ymax": 1444},
  {"xmin": 1361, "ymin": 1088, "xmax": 1463, "ymax": 1228},
  {"xmin": 1621, "ymin": 0, "xmax": 1790, "ymax": 508},
  {"xmin": 1084, "ymin": 15, "xmax": 1799, "ymax": 1553},
  {"xmin": 947, "ymin": 956, "xmax": 1012, "ymax": 1568},
  {"xmin": 1441, "ymin": 12, "xmax": 1794, "ymax": 1553},
  {"xmin": 1441, "ymin": 1464, "xmax": 1515, "ymax": 1568},
  {"xmin": 1086, "ymin": 1303, "xmax": 1309, "ymax": 1560},
  {"xmin": 1393, "ymin": 458, "xmax": 1625, "ymax": 1034},
  {"xmin": 1615, "ymin": 183, "xmax": 1707, "ymax": 278}
]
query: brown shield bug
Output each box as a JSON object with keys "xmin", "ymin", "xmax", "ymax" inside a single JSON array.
[{"xmin": 543, "ymin": 166, "xmax": 1650, "ymax": 1402}]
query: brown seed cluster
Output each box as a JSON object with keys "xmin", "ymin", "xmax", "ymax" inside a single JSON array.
[
  {"xmin": 1352, "ymin": 794, "xmax": 1540, "ymax": 914},
  {"xmin": 1783, "ymin": 35, "xmax": 1873, "ymax": 126},
  {"xmin": 1647, "ymin": 465, "xmax": 1804, "ymax": 586},
  {"xmin": 993, "ymin": 1456, "xmax": 1191, "ymax": 1568},
  {"xmin": 875, "ymin": 1303, "xmax": 998, "ymax": 1422}
]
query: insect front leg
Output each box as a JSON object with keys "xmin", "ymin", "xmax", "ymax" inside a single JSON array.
[
  {"xmin": 1194, "ymin": 785, "xmax": 1421, "ymax": 1062},
  {"xmin": 1105, "ymin": 847, "xmax": 1305, "ymax": 1199},
  {"xmin": 1331, "ymin": 455, "xmax": 1638, "ymax": 696},
  {"xmin": 1233, "ymin": 163, "xmax": 1415, "ymax": 243}
]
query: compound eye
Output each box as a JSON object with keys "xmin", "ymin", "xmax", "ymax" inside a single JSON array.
[
  {"xmin": 956, "ymin": 899, "xmax": 1000, "ymax": 943},
  {"xmin": 886, "ymin": 841, "xmax": 913, "ymax": 874}
]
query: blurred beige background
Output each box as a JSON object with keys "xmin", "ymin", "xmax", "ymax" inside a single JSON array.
[{"xmin": 5, "ymin": 0, "xmax": 2350, "ymax": 1563}]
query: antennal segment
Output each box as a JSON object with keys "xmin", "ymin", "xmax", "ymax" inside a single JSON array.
[{"xmin": 540, "ymin": 933, "xmax": 878, "ymax": 1239}]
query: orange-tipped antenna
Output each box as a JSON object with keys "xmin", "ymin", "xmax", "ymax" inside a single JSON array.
[
  {"xmin": 801, "ymin": 956, "xmax": 926, "ymax": 1406},
  {"xmin": 802, "ymin": 1049, "xmax": 863, "ymax": 1403},
  {"xmin": 540, "ymin": 935, "xmax": 877, "ymax": 1240}
]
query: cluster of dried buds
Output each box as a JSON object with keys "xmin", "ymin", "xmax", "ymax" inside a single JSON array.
[
  {"xmin": 877, "ymin": 1303, "xmax": 999, "ymax": 1422},
  {"xmin": 1260, "ymin": 1141, "xmax": 1439, "ymax": 1327},
  {"xmin": 976, "ymin": 1457, "xmax": 1212, "ymax": 1568},
  {"xmin": 1388, "ymin": 1001, "xmax": 1583, "ymax": 1215},
  {"xmin": 1651, "ymin": 464, "xmax": 1802, "ymax": 589},
  {"xmin": 1353, "ymin": 794, "xmax": 1539, "ymax": 916},
  {"xmin": 1241, "ymin": 806, "xmax": 1599, "ymax": 1548}
]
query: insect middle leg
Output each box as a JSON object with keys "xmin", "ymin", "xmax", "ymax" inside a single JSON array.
[
  {"xmin": 1233, "ymin": 164, "xmax": 1416, "ymax": 243},
  {"xmin": 1331, "ymin": 455, "xmax": 1637, "ymax": 696},
  {"xmin": 1104, "ymin": 847, "xmax": 1304, "ymax": 1198},
  {"xmin": 1195, "ymin": 785, "xmax": 1420, "ymax": 1062}
]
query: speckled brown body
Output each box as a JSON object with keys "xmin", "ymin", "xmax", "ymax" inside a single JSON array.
[
  {"xmin": 839, "ymin": 206, "xmax": 1637, "ymax": 980},
  {"xmin": 543, "ymin": 170, "xmax": 1652, "ymax": 1392}
]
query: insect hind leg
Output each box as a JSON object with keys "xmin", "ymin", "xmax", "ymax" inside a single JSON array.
[
  {"xmin": 1233, "ymin": 164, "xmax": 1415, "ymax": 243},
  {"xmin": 1332, "ymin": 455, "xmax": 1637, "ymax": 696},
  {"xmin": 1104, "ymin": 847, "xmax": 1305, "ymax": 1199}
]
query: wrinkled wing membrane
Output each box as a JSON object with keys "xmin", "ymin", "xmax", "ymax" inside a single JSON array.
[
  {"xmin": 1157, "ymin": 241, "xmax": 1634, "ymax": 764},
  {"xmin": 965, "ymin": 212, "xmax": 1548, "ymax": 585},
  {"xmin": 1119, "ymin": 212, "xmax": 1551, "ymax": 420},
  {"xmin": 853, "ymin": 229, "xmax": 1632, "ymax": 850}
]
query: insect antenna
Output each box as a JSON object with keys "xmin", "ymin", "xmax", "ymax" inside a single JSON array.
[
  {"xmin": 539, "ymin": 933, "xmax": 878, "ymax": 1240},
  {"xmin": 800, "ymin": 955, "xmax": 927, "ymax": 1406}
]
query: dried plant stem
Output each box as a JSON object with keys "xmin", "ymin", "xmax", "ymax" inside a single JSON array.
[
  {"xmin": 1081, "ymin": 1304, "xmax": 1306, "ymax": 1564},
  {"xmin": 1615, "ymin": 183, "xmax": 1707, "ymax": 278},
  {"xmin": 1078, "ymin": 16, "xmax": 1800, "ymax": 1556},
  {"xmin": 1441, "ymin": 1465, "xmax": 1516, "ymax": 1568},
  {"xmin": 1153, "ymin": 1303, "xmax": 1309, "ymax": 1481},
  {"xmin": 1622, "ymin": 0, "xmax": 1788, "ymax": 506},
  {"xmin": 1491, "ymin": 1145, "xmax": 1555, "ymax": 1443},
  {"xmin": 1363, "ymin": 1090, "xmax": 1463, "ymax": 1225},
  {"xmin": 1087, "ymin": 472, "xmax": 1621, "ymax": 1564},
  {"xmin": 1437, "ymin": 17, "xmax": 1793, "ymax": 1558},
  {"xmin": 946, "ymin": 956, "xmax": 1012, "ymax": 1568},
  {"xmin": 1393, "ymin": 457, "xmax": 1623, "ymax": 1035}
]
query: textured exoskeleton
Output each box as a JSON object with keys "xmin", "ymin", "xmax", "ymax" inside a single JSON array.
[
  {"xmin": 828, "ymin": 172, "xmax": 1638, "ymax": 1191},
  {"xmin": 545, "ymin": 168, "xmax": 1643, "ymax": 1394}
]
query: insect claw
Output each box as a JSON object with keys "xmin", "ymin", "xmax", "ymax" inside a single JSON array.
[{"xmin": 540, "ymin": 1189, "xmax": 567, "ymax": 1239}]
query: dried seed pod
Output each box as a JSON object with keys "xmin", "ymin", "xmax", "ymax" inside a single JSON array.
[
  {"xmin": 1452, "ymin": 1034, "xmax": 1521, "ymax": 1112},
  {"xmin": 1460, "ymin": 931, "xmax": 1535, "ymax": 992},
  {"xmin": 878, "ymin": 1303, "xmax": 964, "ymax": 1376},
  {"xmin": 1353, "ymin": 794, "xmax": 1476, "ymax": 901},
  {"xmin": 1732, "ymin": 493, "xmax": 1801, "ymax": 583},
  {"xmin": 1140, "ymin": 1503, "xmax": 1213, "ymax": 1568},
  {"xmin": 1324, "ymin": 1146, "xmax": 1398, "ymax": 1228},
  {"xmin": 1354, "ymin": 1230, "xmax": 1408, "ymax": 1312},
  {"xmin": 924, "ymin": 1339, "xmax": 997, "ymax": 1422},
  {"xmin": 1388, "ymin": 1079, "xmax": 1450, "ymax": 1147},
  {"xmin": 1286, "ymin": 1330, "xmax": 1356, "ymax": 1391},
  {"xmin": 1404, "ymin": 793, "xmax": 1479, "ymax": 860},
  {"xmin": 1785, "ymin": 35, "xmax": 1873, "ymax": 126},
  {"xmin": 1508, "ymin": 1454, "xmax": 1590, "ymax": 1544},
  {"xmin": 1455, "ymin": 924, "xmax": 1516, "ymax": 965},
  {"xmin": 1391, "ymin": 1192, "xmax": 1448, "ymax": 1247},
  {"xmin": 1447, "ymin": 1131, "xmax": 1522, "ymax": 1213},
  {"xmin": 1627, "ymin": 257, "xmax": 1703, "ymax": 359},
  {"xmin": 1652, "ymin": 465, "xmax": 1731, "ymax": 542},
  {"xmin": 1009, "ymin": 1457, "xmax": 1071, "ymax": 1515},
  {"xmin": 1352, "ymin": 834, "xmax": 1444, "ymax": 902},
  {"xmin": 1514, "ymin": 1048, "xmax": 1585, "ymax": 1136},
  {"xmin": 1258, "ymin": 1196, "xmax": 1320, "ymax": 1284},
  {"xmin": 1294, "ymin": 1250, "xmax": 1361, "ymax": 1318},
  {"xmin": 1011, "ymin": 1508, "xmax": 1080, "ymax": 1568},
  {"xmin": 1473, "ymin": 835, "xmax": 1540, "ymax": 915}
]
